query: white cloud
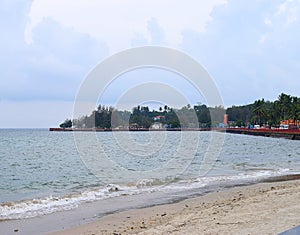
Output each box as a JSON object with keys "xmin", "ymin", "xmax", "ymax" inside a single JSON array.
[
  {"xmin": 274, "ymin": 0, "xmax": 300, "ymax": 25},
  {"xmin": 276, "ymin": 1, "xmax": 288, "ymax": 16},
  {"xmin": 25, "ymin": 0, "xmax": 227, "ymax": 53},
  {"xmin": 287, "ymin": 7, "xmax": 298, "ymax": 24},
  {"xmin": 259, "ymin": 0, "xmax": 300, "ymax": 44},
  {"xmin": 259, "ymin": 33, "xmax": 268, "ymax": 44},
  {"xmin": 264, "ymin": 18, "xmax": 272, "ymax": 26},
  {"xmin": 179, "ymin": 0, "xmax": 300, "ymax": 106},
  {"xmin": 3, "ymin": 0, "xmax": 300, "ymax": 127}
]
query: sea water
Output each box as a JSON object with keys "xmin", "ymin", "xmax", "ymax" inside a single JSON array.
[{"xmin": 0, "ymin": 129, "xmax": 300, "ymax": 220}]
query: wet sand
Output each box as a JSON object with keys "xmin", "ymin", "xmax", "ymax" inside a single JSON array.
[{"xmin": 51, "ymin": 179, "xmax": 300, "ymax": 235}]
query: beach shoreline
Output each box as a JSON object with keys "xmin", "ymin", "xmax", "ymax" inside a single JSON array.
[
  {"xmin": 2, "ymin": 178, "xmax": 300, "ymax": 235},
  {"xmin": 39, "ymin": 178, "xmax": 300, "ymax": 234}
]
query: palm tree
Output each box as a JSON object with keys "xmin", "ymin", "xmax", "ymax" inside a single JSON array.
[
  {"xmin": 164, "ymin": 105, "xmax": 168, "ymax": 113},
  {"xmin": 252, "ymin": 99, "xmax": 267, "ymax": 125},
  {"xmin": 291, "ymin": 96, "xmax": 300, "ymax": 126},
  {"xmin": 278, "ymin": 93, "xmax": 292, "ymax": 120}
]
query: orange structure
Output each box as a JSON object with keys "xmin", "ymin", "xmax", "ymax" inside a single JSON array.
[
  {"xmin": 280, "ymin": 119, "xmax": 300, "ymax": 126},
  {"xmin": 224, "ymin": 114, "xmax": 229, "ymax": 126}
]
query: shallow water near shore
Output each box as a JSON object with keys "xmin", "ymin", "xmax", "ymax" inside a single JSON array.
[{"xmin": 1, "ymin": 129, "xmax": 300, "ymax": 221}]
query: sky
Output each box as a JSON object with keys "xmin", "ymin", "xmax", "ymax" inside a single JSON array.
[{"xmin": 1, "ymin": 0, "xmax": 300, "ymax": 127}]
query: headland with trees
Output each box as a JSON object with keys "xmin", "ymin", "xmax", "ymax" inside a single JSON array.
[{"xmin": 58, "ymin": 93, "xmax": 300, "ymax": 130}]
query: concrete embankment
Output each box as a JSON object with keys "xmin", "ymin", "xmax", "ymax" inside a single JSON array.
[
  {"xmin": 49, "ymin": 127, "xmax": 300, "ymax": 140},
  {"xmin": 49, "ymin": 127, "xmax": 211, "ymax": 132},
  {"xmin": 225, "ymin": 128, "xmax": 300, "ymax": 140}
]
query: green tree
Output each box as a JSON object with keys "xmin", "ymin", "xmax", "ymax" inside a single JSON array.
[
  {"xmin": 278, "ymin": 93, "xmax": 292, "ymax": 120},
  {"xmin": 60, "ymin": 119, "xmax": 72, "ymax": 128},
  {"xmin": 291, "ymin": 96, "xmax": 300, "ymax": 123},
  {"xmin": 252, "ymin": 99, "xmax": 268, "ymax": 125}
]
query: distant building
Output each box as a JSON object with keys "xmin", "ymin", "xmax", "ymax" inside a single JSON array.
[
  {"xmin": 280, "ymin": 119, "xmax": 300, "ymax": 130},
  {"xmin": 151, "ymin": 122, "xmax": 164, "ymax": 129},
  {"xmin": 153, "ymin": 116, "xmax": 165, "ymax": 121},
  {"xmin": 280, "ymin": 119, "xmax": 300, "ymax": 126}
]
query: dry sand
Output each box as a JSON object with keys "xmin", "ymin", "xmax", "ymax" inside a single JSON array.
[{"xmin": 51, "ymin": 179, "xmax": 300, "ymax": 235}]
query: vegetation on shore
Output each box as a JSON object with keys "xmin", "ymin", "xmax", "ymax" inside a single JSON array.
[
  {"xmin": 60, "ymin": 93, "xmax": 300, "ymax": 129},
  {"xmin": 227, "ymin": 93, "xmax": 300, "ymax": 127}
]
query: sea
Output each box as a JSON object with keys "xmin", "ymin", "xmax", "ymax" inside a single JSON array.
[{"xmin": 1, "ymin": 129, "xmax": 300, "ymax": 222}]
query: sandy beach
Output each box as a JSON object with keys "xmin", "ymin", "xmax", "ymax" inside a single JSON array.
[{"xmin": 50, "ymin": 179, "xmax": 300, "ymax": 235}]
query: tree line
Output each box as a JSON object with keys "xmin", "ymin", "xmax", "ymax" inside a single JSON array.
[
  {"xmin": 59, "ymin": 93, "xmax": 300, "ymax": 128},
  {"xmin": 227, "ymin": 93, "xmax": 300, "ymax": 127}
]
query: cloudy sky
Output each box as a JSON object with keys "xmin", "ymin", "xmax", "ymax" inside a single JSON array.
[{"xmin": 1, "ymin": 0, "xmax": 300, "ymax": 127}]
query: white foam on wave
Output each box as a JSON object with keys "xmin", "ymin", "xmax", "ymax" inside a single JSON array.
[
  {"xmin": 154, "ymin": 168, "xmax": 292, "ymax": 192},
  {"xmin": 0, "ymin": 184, "xmax": 137, "ymax": 220},
  {"xmin": 0, "ymin": 168, "xmax": 293, "ymax": 220}
]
